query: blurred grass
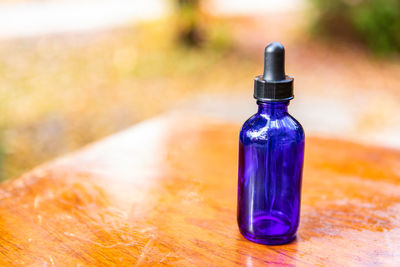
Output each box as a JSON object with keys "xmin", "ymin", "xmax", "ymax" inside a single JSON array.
[{"xmin": 0, "ymin": 17, "xmax": 256, "ymax": 180}]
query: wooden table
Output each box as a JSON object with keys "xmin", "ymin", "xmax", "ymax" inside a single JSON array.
[{"xmin": 0, "ymin": 113, "xmax": 399, "ymax": 266}]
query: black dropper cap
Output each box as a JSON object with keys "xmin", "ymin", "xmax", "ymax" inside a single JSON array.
[{"xmin": 254, "ymin": 42, "xmax": 294, "ymax": 101}]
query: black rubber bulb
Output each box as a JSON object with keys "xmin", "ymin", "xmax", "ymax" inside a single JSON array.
[
  {"xmin": 262, "ymin": 42, "xmax": 286, "ymax": 81},
  {"xmin": 253, "ymin": 41, "xmax": 293, "ymax": 101}
]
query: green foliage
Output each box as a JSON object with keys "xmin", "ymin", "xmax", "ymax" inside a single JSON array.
[{"xmin": 309, "ymin": 0, "xmax": 400, "ymax": 54}]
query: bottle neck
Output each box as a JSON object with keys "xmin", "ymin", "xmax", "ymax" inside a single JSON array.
[{"xmin": 257, "ymin": 100, "xmax": 289, "ymax": 117}]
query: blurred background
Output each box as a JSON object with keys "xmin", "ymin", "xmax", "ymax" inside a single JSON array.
[{"xmin": 0, "ymin": 0, "xmax": 399, "ymax": 181}]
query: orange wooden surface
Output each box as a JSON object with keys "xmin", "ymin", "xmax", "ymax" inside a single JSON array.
[{"xmin": 0, "ymin": 113, "xmax": 399, "ymax": 266}]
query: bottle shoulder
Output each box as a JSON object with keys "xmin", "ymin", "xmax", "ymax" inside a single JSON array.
[{"xmin": 240, "ymin": 112, "xmax": 304, "ymax": 145}]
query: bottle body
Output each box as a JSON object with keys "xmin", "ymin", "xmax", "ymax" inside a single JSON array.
[{"xmin": 237, "ymin": 101, "xmax": 305, "ymax": 245}]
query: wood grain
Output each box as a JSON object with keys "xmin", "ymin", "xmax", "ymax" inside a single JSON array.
[{"xmin": 0, "ymin": 113, "xmax": 399, "ymax": 266}]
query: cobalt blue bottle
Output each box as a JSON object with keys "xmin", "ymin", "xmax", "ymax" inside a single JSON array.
[{"xmin": 237, "ymin": 42, "xmax": 305, "ymax": 245}]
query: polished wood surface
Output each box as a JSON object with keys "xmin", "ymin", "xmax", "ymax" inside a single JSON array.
[{"xmin": 0, "ymin": 113, "xmax": 399, "ymax": 266}]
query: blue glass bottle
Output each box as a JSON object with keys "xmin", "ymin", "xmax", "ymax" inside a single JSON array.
[{"xmin": 237, "ymin": 42, "xmax": 305, "ymax": 245}]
